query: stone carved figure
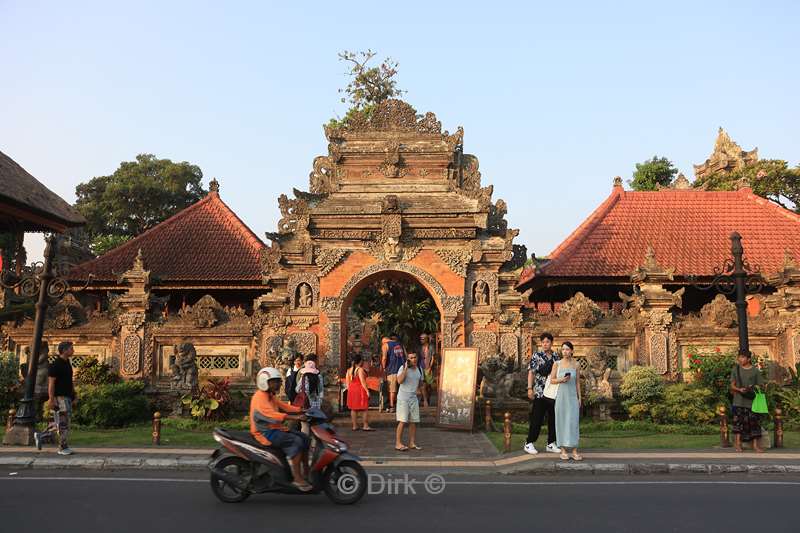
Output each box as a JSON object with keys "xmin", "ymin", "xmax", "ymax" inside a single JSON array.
[
  {"xmin": 170, "ymin": 342, "xmax": 199, "ymax": 391},
  {"xmin": 479, "ymin": 355, "xmax": 517, "ymax": 401},
  {"xmin": 297, "ymin": 283, "xmax": 313, "ymax": 308},
  {"xmin": 473, "ymin": 280, "xmax": 489, "ymax": 306},
  {"xmin": 700, "ymin": 294, "xmax": 737, "ymax": 328},
  {"xmin": 583, "ymin": 351, "xmax": 614, "ymax": 401}
]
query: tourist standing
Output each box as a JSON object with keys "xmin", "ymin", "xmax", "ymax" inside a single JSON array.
[
  {"xmin": 550, "ymin": 341, "xmax": 582, "ymax": 461},
  {"xmin": 730, "ymin": 350, "xmax": 766, "ymax": 453},
  {"xmin": 346, "ymin": 354, "xmax": 374, "ymax": 431},
  {"xmin": 284, "ymin": 354, "xmax": 304, "ymax": 404},
  {"xmin": 383, "ymin": 334, "xmax": 406, "ymax": 413},
  {"xmin": 34, "ymin": 341, "xmax": 76, "ymax": 455},
  {"xmin": 295, "ymin": 358, "xmax": 323, "ymax": 435},
  {"xmin": 524, "ymin": 332, "xmax": 560, "ymax": 454},
  {"xmin": 395, "ymin": 352, "xmax": 422, "ymax": 451}
]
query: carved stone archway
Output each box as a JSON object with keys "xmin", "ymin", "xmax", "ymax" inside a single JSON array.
[{"xmin": 322, "ymin": 262, "xmax": 464, "ymax": 371}]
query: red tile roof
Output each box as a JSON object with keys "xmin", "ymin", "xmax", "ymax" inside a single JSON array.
[
  {"xmin": 518, "ymin": 185, "xmax": 800, "ymax": 288},
  {"xmin": 70, "ymin": 190, "xmax": 264, "ymax": 282}
]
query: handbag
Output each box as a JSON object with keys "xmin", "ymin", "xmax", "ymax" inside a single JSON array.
[
  {"xmin": 543, "ymin": 376, "xmax": 559, "ymax": 400},
  {"xmin": 751, "ymin": 390, "xmax": 768, "ymax": 414}
]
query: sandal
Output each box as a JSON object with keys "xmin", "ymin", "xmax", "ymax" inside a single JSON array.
[
  {"xmin": 292, "ymin": 481, "xmax": 313, "ymax": 492},
  {"xmin": 395, "ymin": 445, "xmax": 409, "ymax": 452},
  {"xmin": 571, "ymin": 452, "xmax": 583, "ymax": 461},
  {"xmin": 362, "ymin": 427, "xmax": 376, "ymax": 432},
  {"xmin": 352, "ymin": 427, "xmax": 360, "ymax": 431},
  {"xmin": 559, "ymin": 451, "xmax": 569, "ymax": 460},
  {"xmin": 409, "ymin": 444, "xmax": 422, "ymax": 450}
]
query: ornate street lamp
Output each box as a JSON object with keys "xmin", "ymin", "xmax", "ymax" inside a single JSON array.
[
  {"xmin": 1, "ymin": 235, "xmax": 91, "ymax": 445},
  {"xmin": 689, "ymin": 232, "xmax": 765, "ymax": 354}
]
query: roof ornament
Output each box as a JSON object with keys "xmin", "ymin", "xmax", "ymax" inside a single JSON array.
[
  {"xmin": 693, "ymin": 127, "xmax": 758, "ymax": 180},
  {"xmin": 671, "ymin": 173, "xmax": 691, "ymax": 190},
  {"xmin": 632, "ymin": 245, "xmax": 675, "ymax": 284},
  {"xmin": 209, "ymin": 178, "xmax": 220, "ymax": 194},
  {"xmin": 613, "ymin": 176, "xmax": 623, "ymax": 188}
]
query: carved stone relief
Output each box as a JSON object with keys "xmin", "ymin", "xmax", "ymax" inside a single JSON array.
[
  {"xmin": 649, "ymin": 332, "xmax": 668, "ymax": 374},
  {"xmin": 325, "ymin": 322, "xmax": 341, "ymax": 367},
  {"xmin": 468, "ymin": 272, "xmax": 498, "ymax": 309},
  {"xmin": 435, "ymin": 248, "xmax": 472, "ymax": 277},
  {"xmin": 315, "ymin": 248, "xmax": 348, "ymax": 277},
  {"xmin": 470, "ymin": 331, "xmax": 497, "ymax": 361},
  {"xmin": 287, "ymin": 273, "xmax": 320, "ymax": 310},
  {"xmin": 700, "ymin": 294, "xmax": 737, "ymax": 328},
  {"xmin": 122, "ymin": 334, "xmax": 141, "ymax": 375},
  {"xmin": 320, "ymin": 297, "xmax": 344, "ymax": 317},
  {"xmin": 289, "ymin": 332, "xmax": 317, "ymax": 356},
  {"xmin": 500, "ymin": 333, "xmax": 520, "ymax": 360},
  {"xmin": 143, "ymin": 326, "xmax": 155, "ymax": 377},
  {"xmin": 178, "ymin": 294, "xmax": 223, "ymax": 328},
  {"xmin": 559, "ymin": 292, "xmax": 603, "ymax": 328}
]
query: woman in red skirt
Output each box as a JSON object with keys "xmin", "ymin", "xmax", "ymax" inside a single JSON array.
[{"xmin": 346, "ymin": 354, "xmax": 373, "ymax": 431}]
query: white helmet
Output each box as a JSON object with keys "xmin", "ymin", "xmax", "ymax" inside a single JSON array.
[{"xmin": 256, "ymin": 367, "xmax": 283, "ymax": 391}]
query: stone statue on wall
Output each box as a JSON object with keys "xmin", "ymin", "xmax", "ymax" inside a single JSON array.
[
  {"xmin": 170, "ymin": 342, "xmax": 198, "ymax": 391},
  {"xmin": 473, "ymin": 280, "xmax": 489, "ymax": 306},
  {"xmin": 479, "ymin": 354, "xmax": 518, "ymax": 400},
  {"xmin": 298, "ymin": 283, "xmax": 313, "ymax": 308}
]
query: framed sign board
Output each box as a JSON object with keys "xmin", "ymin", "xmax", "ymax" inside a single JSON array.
[{"xmin": 436, "ymin": 347, "xmax": 479, "ymax": 430}]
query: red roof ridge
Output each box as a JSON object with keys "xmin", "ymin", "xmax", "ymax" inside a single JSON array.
[{"xmin": 541, "ymin": 185, "xmax": 623, "ymax": 273}]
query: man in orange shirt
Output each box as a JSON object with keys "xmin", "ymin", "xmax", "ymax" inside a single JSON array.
[{"xmin": 250, "ymin": 367, "xmax": 311, "ymax": 491}]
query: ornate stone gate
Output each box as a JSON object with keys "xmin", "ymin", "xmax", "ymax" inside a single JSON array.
[{"xmin": 256, "ymin": 99, "xmax": 527, "ymax": 381}]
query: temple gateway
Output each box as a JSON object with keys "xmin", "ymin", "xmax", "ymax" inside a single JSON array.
[{"xmin": 2, "ymin": 110, "xmax": 799, "ymax": 401}]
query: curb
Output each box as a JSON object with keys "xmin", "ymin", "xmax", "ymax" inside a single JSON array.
[{"xmin": 3, "ymin": 456, "xmax": 800, "ymax": 475}]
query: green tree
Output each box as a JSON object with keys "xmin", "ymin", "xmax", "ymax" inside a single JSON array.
[
  {"xmin": 328, "ymin": 49, "xmax": 405, "ymax": 128},
  {"xmin": 74, "ymin": 154, "xmax": 206, "ymax": 253},
  {"xmin": 694, "ymin": 159, "xmax": 800, "ymax": 213},
  {"xmin": 351, "ymin": 279, "xmax": 439, "ymax": 352},
  {"xmin": 629, "ymin": 156, "xmax": 678, "ymax": 191}
]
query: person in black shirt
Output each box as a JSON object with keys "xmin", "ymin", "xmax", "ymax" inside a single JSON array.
[{"xmin": 34, "ymin": 341, "xmax": 76, "ymax": 454}]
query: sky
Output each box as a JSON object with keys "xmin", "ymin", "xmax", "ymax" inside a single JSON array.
[{"xmin": 2, "ymin": 0, "xmax": 798, "ymax": 262}]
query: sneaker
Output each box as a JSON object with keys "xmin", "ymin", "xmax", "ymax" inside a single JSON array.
[
  {"xmin": 34, "ymin": 432, "xmax": 42, "ymax": 451},
  {"xmin": 546, "ymin": 442, "xmax": 560, "ymax": 453},
  {"xmin": 523, "ymin": 442, "xmax": 538, "ymax": 455},
  {"xmin": 57, "ymin": 447, "xmax": 74, "ymax": 456}
]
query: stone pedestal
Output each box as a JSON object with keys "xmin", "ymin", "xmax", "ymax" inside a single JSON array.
[{"xmin": 2, "ymin": 423, "xmax": 34, "ymax": 446}]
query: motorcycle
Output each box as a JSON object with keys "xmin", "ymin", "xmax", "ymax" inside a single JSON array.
[{"xmin": 208, "ymin": 407, "xmax": 367, "ymax": 505}]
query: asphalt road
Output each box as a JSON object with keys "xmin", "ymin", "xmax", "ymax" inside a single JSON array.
[{"xmin": 2, "ymin": 469, "xmax": 799, "ymax": 533}]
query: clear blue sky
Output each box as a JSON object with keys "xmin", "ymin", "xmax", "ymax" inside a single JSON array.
[{"xmin": 2, "ymin": 1, "xmax": 798, "ymax": 262}]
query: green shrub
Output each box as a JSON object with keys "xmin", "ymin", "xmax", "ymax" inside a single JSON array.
[
  {"xmin": 0, "ymin": 352, "xmax": 21, "ymax": 411},
  {"xmin": 650, "ymin": 383, "xmax": 716, "ymax": 425},
  {"xmin": 685, "ymin": 346, "xmax": 767, "ymax": 404},
  {"xmin": 73, "ymin": 380, "xmax": 149, "ymax": 428},
  {"xmin": 181, "ymin": 377, "xmax": 233, "ymax": 420},
  {"xmin": 74, "ymin": 358, "xmax": 120, "ymax": 386},
  {"xmin": 620, "ymin": 365, "xmax": 664, "ymax": 400}
]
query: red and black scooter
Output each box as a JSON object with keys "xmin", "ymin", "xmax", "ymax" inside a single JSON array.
[{"xmin": 208, "ymin": 408, "xmax": 367, "ymax": 505}]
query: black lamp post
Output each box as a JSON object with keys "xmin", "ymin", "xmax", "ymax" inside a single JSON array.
[
  {"xmin": 1, "ymin": 235, "xmax": 91, "ymax": 445},
  {"xmin": 690, "ymin": 232, "xmax": 764, "ymax": 355}
]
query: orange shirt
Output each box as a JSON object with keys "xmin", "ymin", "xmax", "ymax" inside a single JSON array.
[{"xmin": 249, "ymin": 390, "xmax": 301, "ymax": 445}]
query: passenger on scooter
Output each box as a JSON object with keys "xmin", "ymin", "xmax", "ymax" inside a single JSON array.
[{"xmin": 250, "ymin": 367, "xmax": 312, "ymax": 492}]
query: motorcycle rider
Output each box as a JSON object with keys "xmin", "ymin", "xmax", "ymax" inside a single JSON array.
[{"xmin": 250, "ymin": 367, "xmax": 312, "ymax": 492}]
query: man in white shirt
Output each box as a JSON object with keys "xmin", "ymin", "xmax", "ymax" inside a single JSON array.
[{"xmin": 394, "ymin": 352, "xmax": 422, "ymax": 451}]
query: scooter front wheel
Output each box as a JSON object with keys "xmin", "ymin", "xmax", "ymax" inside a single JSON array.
[
  {"xmin": 323, "ymin": 460, "xmax": 367, "ymax": 505},
  {"xmin": 210, "ymin": 456, "xmax": 251, "ymax": 503}
]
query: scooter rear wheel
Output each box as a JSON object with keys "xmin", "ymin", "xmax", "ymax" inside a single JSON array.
[
  {"xmin": 210, "ymin": 456, "xmax": 251, "ymax": 503},
  {"xmin": 323, "ymin": 460, "xmax": 367, "ymax": 505}
]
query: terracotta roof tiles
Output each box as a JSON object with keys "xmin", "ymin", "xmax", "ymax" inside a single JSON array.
[
  {"xmin": 70, "ymin": 191, "xmax": 264, "ymax": 282},
  {"xmin": 518, "ymin": 185, "xmax": 800, "ymax": 288}
]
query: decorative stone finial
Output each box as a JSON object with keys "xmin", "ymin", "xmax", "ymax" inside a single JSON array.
[
  {"xmin": 133, "ymin": 248, "xmax": 145, "ymax": 270},
  {"xmin": 613, "ymin": 176, "xmax": 623, "ymax": 188},
  {"xmin": 209, "ymin": 178, "xmax": 220, "ymax": 194},
  {"xmin": 672, "ymin": 173, "xmax": 691, "ymax": 189},
  {"xmin": 693, "ymin": 128, "xmax": 758, "ymax": 180}
]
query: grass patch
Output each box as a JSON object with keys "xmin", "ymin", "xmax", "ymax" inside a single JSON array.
[{"xmin": 0, "ymin": 416, "xmax": 250, "ymax": 448}]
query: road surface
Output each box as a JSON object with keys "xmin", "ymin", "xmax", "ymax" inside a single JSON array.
[{"xmin": 1, "ymin": 469, "xmax": 798, "ymax": 532}]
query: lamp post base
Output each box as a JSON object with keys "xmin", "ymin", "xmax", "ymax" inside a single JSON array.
[{"xmin": 2, "ymin": 422, "xmax": 34, "ymax": 446}]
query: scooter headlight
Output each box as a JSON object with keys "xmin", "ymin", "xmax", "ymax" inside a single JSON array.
[{"xmin": 325, "ymin": 439, "xmax": 348, "ymax": 453}]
